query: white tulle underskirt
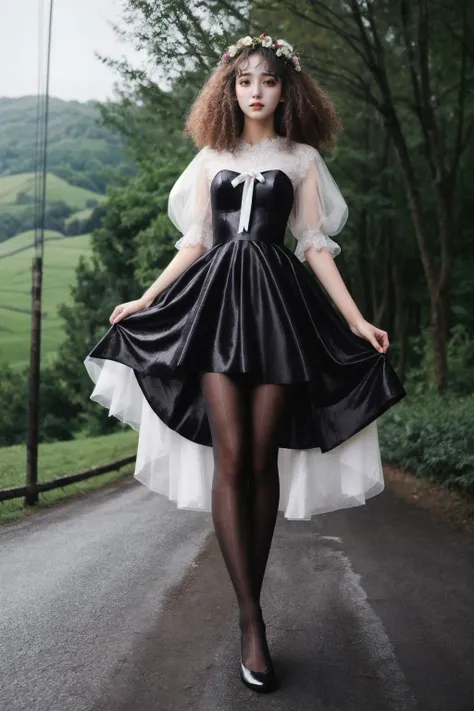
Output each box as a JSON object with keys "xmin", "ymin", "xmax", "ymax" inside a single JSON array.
[{"xmin": 84, "ymin": 357, "xmax": 384, "ymax": 520}]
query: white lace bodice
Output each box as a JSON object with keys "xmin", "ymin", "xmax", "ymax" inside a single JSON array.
[
  {"xmin": 204, "ymin": 136, "xmax": 314, "ymax": 189},
  {"xmin": 168, "ymin": 136, "xmax": 348, "ymax": 262}
]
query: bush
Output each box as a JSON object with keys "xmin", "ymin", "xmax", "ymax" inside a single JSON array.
[
  {"xmin": 0, "ymin": 361, "xmax": 85, "ymax": 447},
  {"xmin": 379, "ymin": 389, "xmax": 474, "ymax": 495},
  {"xmin": 405, "ymin": 323, "xmax": 474, "ymax": 396},
  {"xmin": 0, "ymin": 363, "xmax": 28, "ymax": 445}
]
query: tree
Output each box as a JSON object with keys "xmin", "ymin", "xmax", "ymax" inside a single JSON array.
[
  {"xmin": 262, "ymin": 0, "xmax": 473, "ymax": 392},
  {"xmin": 54, "ymin": 151, "xmax": 186, "ymax": 437},
  {"xmin": 112, "ymin": 0, "xmax": 473, "ymax": 393}
]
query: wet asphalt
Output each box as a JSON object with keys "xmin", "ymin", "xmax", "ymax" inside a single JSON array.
[{"xmin": 0, "ymin": 475, "xmax": 473, "ymax": 711}]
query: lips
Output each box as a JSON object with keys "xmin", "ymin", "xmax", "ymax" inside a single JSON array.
[{"xmin": 250, "ymin": 103, "xmax": 264, "ymax": 109}]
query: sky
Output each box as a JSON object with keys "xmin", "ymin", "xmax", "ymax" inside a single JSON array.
[{"xmin": 0, "ymin": 0, "xmax": 146, "ymax": 102}]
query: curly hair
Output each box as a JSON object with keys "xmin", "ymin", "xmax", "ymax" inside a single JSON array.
[{"xmin": 183, "ymin": 45, "xmax": 342, "ymax": 154}]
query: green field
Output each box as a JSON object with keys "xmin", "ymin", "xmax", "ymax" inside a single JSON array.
[
  {"xmin": 66, "ymin": 207, "xmax": 94, "ymax": 225},
  {"xmin": 0, "ymin": 231, "xmax": 91, "ymax": 367},
  {"xmin": 0, "ymin": 429, "xmax": 138, "ymax": 524},
  {"xmin": 0, "ymin": 168, "xmax": 103, "ymax": 367},
  {"xmin": 0, "ymin": 172, "xmax": 104, "ymax": 212},
  {"xmin": 0, "ymin": 229, "xmax": 64, "ymax": 257}
]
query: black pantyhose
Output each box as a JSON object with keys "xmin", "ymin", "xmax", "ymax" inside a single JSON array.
[{"xmin": 199, "ymin": 372, "xmax": 288, "ymax": 672}]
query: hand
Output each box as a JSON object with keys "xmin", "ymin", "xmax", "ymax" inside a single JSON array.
[
  {"xmin": 109, "ymin": 298, "xmax": 149, "ymax": 325},
  {"xmin": 349, "ymin": 319, "xmax": 389, "ymax": 353}
]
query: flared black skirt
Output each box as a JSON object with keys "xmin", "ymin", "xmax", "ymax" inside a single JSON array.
[{"xmin": 86, "ymin": 239, "xmax": 406, "ymax": 453}]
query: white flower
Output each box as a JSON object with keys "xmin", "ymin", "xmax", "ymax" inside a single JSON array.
[
  {"xmin": 280, "ymin": 47, "xmax": 291, "ymax": 57},
  {"xmin": 276, "ymin": 39, "xmax": 293, "ymax": 51},
  {"xmin": 241, "ymin": 36, "xmax": 253, "ymax": 46},
  {"xmin": 261, "ymin": 35, "xmax": 273, "ymax": 47},
  {"xmin": 228, "ymin": 45, "xmax": 238, "ymax": 57},
  {"xmin": 276, "ymin": 48, "xmax": 282, "ymax": 56}
]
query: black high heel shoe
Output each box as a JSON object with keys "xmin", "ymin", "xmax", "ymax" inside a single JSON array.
[{"xmin": 239, "ymin": 632, "xmax": 278, "ymax": 693}]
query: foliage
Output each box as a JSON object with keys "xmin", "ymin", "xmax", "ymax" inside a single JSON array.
[
  {"xmin": 405, "ymin": 324, "xmax": 474, "ymax": 396},
  {"xmin": 52, "ymin": 152, "xmax": 188, "ymax": 436},
  {"xmin": 379, "ymin": 389, "xmax": 474, "ymax": 495},
  {"xmin": 0, "ymin": 363, "xmax": 28, "ymax": 446}
]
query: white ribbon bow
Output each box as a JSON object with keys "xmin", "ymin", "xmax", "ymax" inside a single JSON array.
[{"xmin": 231, "ymin": 170, "xmax": 266, "ymax": 234}]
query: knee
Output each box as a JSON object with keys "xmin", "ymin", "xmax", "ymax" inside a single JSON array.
[
  {"xmin": 213, "ymin": 440, "xmax": 248, "ymax": 488},
  {"xmin": 251, "ymin": 449, "xmax": 279, "ymax": 485}
]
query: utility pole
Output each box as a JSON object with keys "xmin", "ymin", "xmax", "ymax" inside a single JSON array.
[{"xmin": 25, "ymin": 0, "xmax": 54, "ymax": 506}]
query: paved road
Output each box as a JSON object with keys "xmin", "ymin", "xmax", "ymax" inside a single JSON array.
[{"xmin": 1, "ymin": 476, "xmax": 473, "ymax": 711}]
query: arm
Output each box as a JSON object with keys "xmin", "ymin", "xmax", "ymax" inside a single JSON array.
[
  {"xmin": 289, "ymin": 150, "xmax": 389, "ymax": 353},
  {"xmin": 139, "ymin": 243, "xmax": 207, "ymax": 307},
  {"xmin": 142, "ymin": 145, "xmax": 214, "ymax": 303},
  {"xmin": 111, "ymin": 148, "xmax": 213, "ymax": 323},
  {"xmin": 305, "ymin": 248, "xmax": 363, "ymax": 328},
  {"xmin": 306, "ymin": 250, "xmax": 389, "ymax": 353}
]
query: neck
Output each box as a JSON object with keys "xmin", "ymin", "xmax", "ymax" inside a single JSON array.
[{"xmin": 240, "ymin": 119, "xmax": 280, "ymax": 146}]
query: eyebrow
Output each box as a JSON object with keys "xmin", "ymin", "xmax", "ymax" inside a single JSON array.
[{"xmin": 237, "ymin": 71, "xmax": 277, "ymax": 78}]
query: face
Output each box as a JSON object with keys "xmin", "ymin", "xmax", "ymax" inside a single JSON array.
[{"xmin": 234, "ymin": 52, "xmax": 284, "ymax": 121}]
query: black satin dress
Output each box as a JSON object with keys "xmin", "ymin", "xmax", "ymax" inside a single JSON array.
[{"xmin": 86, "ymin": 168, "xmax": 406, "ymax": 452}]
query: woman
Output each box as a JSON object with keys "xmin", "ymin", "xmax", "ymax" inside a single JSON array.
[{"xmin": 84, "ymin": 34, "xmax": 406, "ymax": 693}]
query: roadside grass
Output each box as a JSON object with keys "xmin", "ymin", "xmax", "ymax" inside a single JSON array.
[{"xmin": 0, "ymin": 429, "xmax": 137, "ymax": 525}]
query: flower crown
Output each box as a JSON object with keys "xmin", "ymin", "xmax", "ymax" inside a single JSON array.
[{"xmin": 219, "ymin": 33, "xmax": 302, "ymax": 72}]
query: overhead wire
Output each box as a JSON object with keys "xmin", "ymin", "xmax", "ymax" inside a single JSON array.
[
  {"xmin": 33, "ymin": 0, "xmax": 54, "ymax": 259},
  {"xmin": 26, "ymin": 0, "xmax": 54, "ymax": 502},
  {"xmin": 34, "ymin": 0, "xmax": 45, "ymax": 253},
  {"xmin": 38, "ymin": 0, "xmax": 54, "ymax": 261}
]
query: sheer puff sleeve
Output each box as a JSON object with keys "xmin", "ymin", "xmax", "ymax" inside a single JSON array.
[
  {"xmin": 168, "ymin": 146, "xmax": 214, "ymax": 251},
  {"xmin": 289, "ymin": 146, "xmax": 348, "ymax": 263}
]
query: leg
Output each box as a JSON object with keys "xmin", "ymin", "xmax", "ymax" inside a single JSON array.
[
  {"xmin": 248, "ymin": 382, "xmax": 289, "ymax": 600},
  {"xmin": 200, "ymin": 373, "xmax": 267, "ymax": 668},
  {"xmin": 244, "ymin": 382, "xmax": 289, "ymax": 667}
]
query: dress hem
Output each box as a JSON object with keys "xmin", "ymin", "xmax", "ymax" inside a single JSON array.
[{"xmin": 84, "ymin": 355, "xmax": 387, "ymax": 521}]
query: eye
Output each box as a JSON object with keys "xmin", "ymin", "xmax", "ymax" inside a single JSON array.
[{"xmin": 238, "ymin": 79, "xmax": 276, "ymax": 86}]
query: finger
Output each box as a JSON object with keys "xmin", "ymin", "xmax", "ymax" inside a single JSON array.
[
  {"xmin": 371, "ymin": 335, "xmax": 384, "ymax": 353},
  {"xmin": 379, "ymin": 331, "xmax": 389, "ymax": 351},
  {"xmin": 115, "ymin": 305, "xmax": 135, "ymax": 323},
  {"xmin": 375, "ymin": 329, "xmax": 388, "ymax": 353},
  {"xmin": 112, "ymin": 307, "xmax": 128, "ymax": 324},
  {"xmin": 109, "ymin": 305, "xmax": 123, "ymax": 322}
]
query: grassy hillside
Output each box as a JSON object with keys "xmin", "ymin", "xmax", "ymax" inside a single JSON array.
[
  {"xmin": 0, "ymin": 172, "xmax": 104, "ymax": 212},
  {"xmin": 66, "ymin": 207, "xmax": 94, "ymax": 225},
  {"xmin": 0, "ymin": 96, "xmax": 133, "ymax": 194},
  {"xmin": 0, "ymin": 232, "xmax": 91, "ymax": 367},
  {"xmin": 0, "ymin": 229, "xmax": 64, "ymax": 257}
]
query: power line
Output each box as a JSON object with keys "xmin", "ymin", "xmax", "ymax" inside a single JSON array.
[
  {"xmin": 38, "ymin": 0, "xmax": 54, "ymax": 262},
  {"xmin": 26, "ymin": 0, "xmax": 54, "ymax": 506},
  {"xmin": 34, "ymin": 0, "xmax": 45, "ymax": 253}
]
